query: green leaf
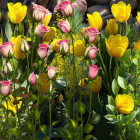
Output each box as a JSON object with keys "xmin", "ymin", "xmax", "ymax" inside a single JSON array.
[
  {"xmin": 136, "ymin": 76, "xmax": 140, "ymax": 84},
  {"xmin": 104, "ymin": 114, "xmax": 117, "ymax": 121},
  {"xmin": 112, "ymin": 78, "xmax": 119, "ymax": 96},
  {"xmin": 132, "ymin": 58, "xmax": 138, "ymax": 65},
  {"xmin": 5, "ymin": 22, "xmax": 12, "ymax": 41},
  {"xmin": 85, "ymin": 135, "xmax": 93, "ymax": 140},
  {"xmin": 12, "ymin": 128, "xmax": 22, "ymax": 137},
  {"xmin": 123, "ymin": 49, "xmax": 131, "ymax": 62},
  {"xmin": 89, "ymin": 114, "xmax": 101, "ymax": 124},
  {"xmin": 74, "ymin": 133, "xmax": 80, "ymax": 140},
  {"xmin": 76, "ymin": 123, "xmax": 83, "ymax": 137},
  {"xmin": 106, "ymin": 105, "xmax": 117, "ymax": 112},
  {"xmin": 35, "ymin": 110, "xmax": 40, "ymax": 120},
  {"xmin": 84, "ymin": 124, "xmax": 94, "ymax": 134},
  {"xmin": 6, "ymin": 118, "xmax": 16, "ymax": 128},
  {"xmin": 43, "ymin": 137, "xmax": 50, "ymax": 140},
  {"xmin": 118, "ymin": 76, "xmax": 127, "ymax": 89},
  {"xmin": 19, "ymin": 22, "xmax": 24, "ymax": 35},
  {"xmin": 47, "ymin": 51, "xmax": 56, "ymax": 66},
  {"xmin": 40, "ymin": 125, "xmax": 47, "ymax": 134},
  {"xmin": 107, "ymin": 95, "xmax": 115, "ymax": 105},
  {"xmin": 27, "ymin": 11, "xmax": 33, "ymax": 29},
  {"xmin": 30, "ymin": 94, "xmax": 38, "ymax": 100},
  {"xmin": 70, "ymin": 0, "xmax": 76, "ymax": 3},
  {"xmin": 24, "ymin": 122, "xmax": 33, "ymax": 134},
  {"xmin": 106, "ymin": 105, "xmax": 114, "ymax": 115},
  {"xmin": 69, "ymin": 119, "xmax": 78, "ymax": 133},
  {"xmin": 19, "ymin": 71, "xmax": 27, "ymax": 84},
  {"xmin": 65, "ymin": 101, "xmax": 72, "ymax": 113},
  {"xmin": 78, "ymin": 101, "xmax": 85, "ymax": 114},
  {"xmin": 20, "ymin": 136, "xmax": 28, "ymax": 140},
  {"xmin": 57, "ymin": 127, "xmax": 72, "ymax": 140}
]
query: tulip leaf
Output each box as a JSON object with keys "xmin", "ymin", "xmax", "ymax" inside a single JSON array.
[
  {"xmin": 1, "ymin": 28, "xmax": 4, "ymax": 43},
  {"xmin": 123, "ymin": 49, "xmax": 131, "ymax": 62},
  {"xmin": 132, "ymin": 58, "xmax": 138, "ymax": 65},
  {"xmin": 19, "ymin": 22, "xmax": 24, "ymax": 35},
  {"xmin": 118, "ymin": 76, "xmax": 127, "ymax": 89},
  {"xmin": 5, "ymin": 22, "xmax": 12, "ymax": 41},
  {"xmin": 126, "ymin": 0, "xmax": 130, "ymax": 5},
  {"xmin": 27, "ymin": 11, "xmax": 33, "ymax": 29},
  {"xmin": 47, "ymin": 51, "xmax": 56, "ymax": 66},
  {"xmin": 112, "ymin": 78, "xmax": 119, "ymax": 96}
]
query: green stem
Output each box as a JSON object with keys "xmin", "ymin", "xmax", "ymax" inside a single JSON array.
[
  {"xmin": 126, "ymin": 68, "xmax": 129, "ymax": 84},
  {"xmin": 115, "ymin": 58, "xmax": 119, "ymax": 78},
  {"xmin": 37, "ymin": 66, "xmax": 40, "ymax": 110},
  {"xmin": 6, "ymin": 101, "xmax": 10, "ymax": 140},
  {"xmin": 136, "ymin": 65, "xmax": 138, "ymax": 95},
  {"xmin": 49, "ymin": 100, "xmax": 51, "ymax": 139},
  {"xmin": 64, "ymin": 56, "xmax": 68, "ymax": 96},
  {"xmin": 87, "ymin": 84, "xmax": 92, "ymax": 123},
  {"xmin": 31, "ymin": 44, "xmax": 34, "ymax": 66}
]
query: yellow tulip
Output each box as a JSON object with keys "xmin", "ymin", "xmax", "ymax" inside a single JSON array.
[
  {"xmin": 105, "ymin": 19, "xmax": 118, "ymax": 36},
  {"xmin": 43, "ymin": 14, "xmax": 52, "ymax": 26},
  {"xmin": 70, "ymin": 39, "xmax": 85, "ymax": 57},
  {"xmin": 44, "ymin": 26, "xmax": 56, "ymax": 42},
  {"xmin": 136, "ymin": 12, "xmax": 140, "ymax": 26},
  {"xmin": 115, "ymin": 94, "xmax": 134, "ymax": 114},
  {"xmin": 111, "ymin": 1, "xmax": 131, "ymax": 23},
  {"xmin": 134, "ymin": 40, "xmax": 140, "ymax": 52},
  {"xmin": 51, "ymin": 38, "xmax": 61, "ymax": 53},
  {"xmin": 87, "ymin": 12, "xmax": 103, "ymax": 30},
  {"xmin": 11, "ymin": 35, "xmax": 30, "ymax": 60},
  {"xmin": 36, "ymin": 73, "xmax": 50, "ymax": 94},
  {"xmin": 79, "ymin": 76, "xmax": 102, "ymax": 93},
  {"xmin": 7, "ymin": 2, "xmax": 27, "ymax": 23},
  {"xmin": 3, "ymin": 95, "xmax": 22, "ymax": 116},
  {"xmin": 105, "ymin": 34, "xmax": 129, "ymax": 58}
]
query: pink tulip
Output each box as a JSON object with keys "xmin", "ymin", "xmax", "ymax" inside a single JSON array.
[
  {"xmin": 88, "ymin": 65, "xmax": 101, "ymax": 80},
  {"xmin": 35, "ymin": 24, "xmax": 49, "ymax": 37},
  {"xmin": 84, "ymin": 46, "xmax": 99, "ymax": 60},
  {"xmin": 20, "ymin": 39, "xmax": 30, "ymax": 53},
  {"xmin": 54, "ymin": 1, "xmax": 72, "ymax": 17},
  {"xmin": 0, "ymin": 41, "xmax": 14, "ymax": 58},
  {"xmin": 58, "ymin": 19, "xmax": 71, "ymax": 33},
  {"xmin": 32, "ymin": 2, "xmax": 52, "ymax": 21},
  {"xmin": 37, "ymin": 44, "xmax": 48, "ymax": 59},
  {"xmin": 84, "ymin": 27, "xmax": 101, "ymax": 43},
  {"xmin": 48, "ymin": 66, "xmax": 57, "ymax": 79},
  {"xmin": 56, "ymin": 39, "xmax": 69, "ymax": 55},
  {"xmin": 4, "ymin": 62, "xmax": 12, "ymax": 74},
  {"xmin": 29, "ymin": 72, "xmax": 38, "ymax": 86},
  {"xmin": 0, "ymin": 81, "xmax": 11, "ymax": 96}
]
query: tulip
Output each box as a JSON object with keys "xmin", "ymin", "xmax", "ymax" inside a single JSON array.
[
  {"xmin": 84, "ymin": 27, "xmax": 100, "ymax": 43},
  {"xmin": 84, "ymin": 46, "xmax": 99, "ymax": 60},
  {"xmin": 37, "ymin": 44, "xmax": 48, "ymax": 59},
  {"xmin": 51, "ymin": 39, "xmax": 61, "ymax": 53},
  {"xmin": 0, "ymin": 41, "xmax": 14, "ymax": 58},
  {"xmin": 70, "ymin": 39, "xmax": 86, "ymax": 57},
  {"xmin": 111, "ymin": 1, "xmax": 131, "ymax": 23},
  {"xmin": 20, "ymin": 39, "xmax": 30, "ymax": 53},
  {"xmin": 32, "ymin": 2, "xmax": 52, "ymax": 22},
  {"xmin": 136, "ymin": 12, "xmax": 140, "ymax": 26},
  {"xmin": 35, "ymin": 24, "xmax": 49, "ymax": 37},
  {"xmin": 7, "ymin": 2, "xmax": 27, "ymax": 23},
  {"xmin": 105, "ymin": 19, "xmax": 118, "ymax": 36},
  {"xmin": 115, "ymin": 94, "xmax": 134, "ymax": 114},
  {"xmin": 0, "ymin": 81, "xmax": 11, "ymax": 96},
  {"xmin": 87, "ymin": 65, "xmax": 101, "ymax": 80},
  {"xmin": 29, "ymin": 72, "xmax": 38, "ymax": 86},
  {"xmin": 58, "ymin": 19, "xmax": 71, "ymax": 33},
  {"xmin": 56, "ymin": 39, "xmax": 69, "ymax": 55},
  {"xmin": 134, "ymin": 40, "xmax": 140, "ymax": 52},
  {"xmin": 105, "ymin": 34, "xmax": 129, "ymax": 58},
  {"xmin": 87, "ymin": 12, "xmax": 103, "ymax": 30},
  {"xmin": 48, "ymin": 66, "xmax": 57, "ymax": 80},
  {"xmin": 54, "ymin": 1, "xmax": 72, "ymax": 17},
  {"xmin": 4, "ymin": 62, "xmax": 12, "ymax": 74}
]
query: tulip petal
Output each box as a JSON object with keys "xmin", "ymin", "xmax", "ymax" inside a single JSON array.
[
  {"xmin": 126, "ymin": 4, "xmax": 131, "ymax": 20},
  {"xmin": 43, "ymin": 14, "xmax": 52, "ymax": 26},
  {"xmin": 113, "ymin": 47, "xmax": 125, "ymax": 58}
]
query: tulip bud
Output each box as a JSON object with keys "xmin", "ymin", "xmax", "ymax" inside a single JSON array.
[
  {"xmin": 84, "ymin": 46, "xmax": 99, "ymax": 60},
  {"xmin": 35, "ymin": 24, "xmax": 49, "ymax": 37},
  {"xmin": 32, "ymin": 63, "xmax": 38, "ymax": 68},
  {"xmin": 0, "ymin": 81, "xmax": 12, "ymax": 96},
  {"xmin": 20, "ymin": 39, "xmax": 30, "ymax": 53},
  {"xmin": 58, "ymin": 19, "xmax": 71, "ymax": 33},
  {"xmin": 87, "ymin": 65, "xmax": 101, "ymax": 80},
  {"xmin": 29, "ymin": 72, "xmax": 38, "ymax": 86},
  {"xmin": 4, "ymin": 62, "xmax": 12, "ymax": 74},
  {"xmin": 47, "ymin": 66, "xmax": 57, "ymax": 80},
  {"xmin": 37, "ymin": 44, "xmax": 48, "ymax": 59},
  {"xmin": 57, "ymin": 94, "xmax": 64, "ymax": 104}
]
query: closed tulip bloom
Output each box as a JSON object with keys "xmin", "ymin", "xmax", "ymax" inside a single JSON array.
[
  {"xmin": 37, "ymin": 44, "xmax": 48, "ymax": 59},
  {"xmin": 0, "ymin": 81, "xmax": 11, "ymax": 96},
  {"xmin": 111, "ymin": 1, "xmax": 131, "ymax": 23},
  {"xmin": 84, "ymin": 27, "xmax": 100, "ymax": 43},
  {"xmin": 32, "ymin": 2, "xmax": 52, "ymax": 22},
  {"xmin": 136, "ymin": 12, "xmax": 140, "ymax": 26},
  {"xmin": 35, "ymin": 24, "xmax": 49, "ymax": 37},
  {"xmin": 4, "ymin": 62, "xmax": 12, "ymax": 74},
  {"xmin": 58, "ymin": 19, "xmax": 71, "ymax": 33},
  {"xmin": 105, "ymin": 34, "xmax": 128, "ymax": 58},
  {"xmin": 0, "ymin": 41, "xmax": 14, "ymax": 58},
  {"xmin": 84, "ymin": 46, "xmax": 99, "ymax": 60},
  {"xmin": 20, "ymin": 39, "xmax": 30, "ymax": 53},
  {"xmin": 56, "ymin": 39, "xmax": 69, "ymax": 55},
  {"xmin": 48, "ymin": 66, "xmax": 57, "ymax": 80},
  {"xmin": 55, "ymin": 1, "xmax": 72, "ymax": 17},
  {"xmin": 87, "ymin": 12, "xmax": 103, "ymax": 30},
  {"xmin": 115, "ymin": 94, "xmax": 134, "ymax": 114},
  {"xmin": 51, "ymin": 39, "xmax": 61, "ymax": 53},
  {"xmin": 105, "ymin": 19, "xmax": 118, "ymax": 36},
  {"xmin": 7, "ymin": 2, "xmax": 27, "ymax": 23},
  {"xmin": 134, "ymin": 40, "xmax": 140, "ymax": 52},
  {"xmin": 29, "ymin": 72, "xmax": 38, "ymax": 86},
  {"xmin": 87, "ymin": 65, "xmax": 101, "ymax": 80}
]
